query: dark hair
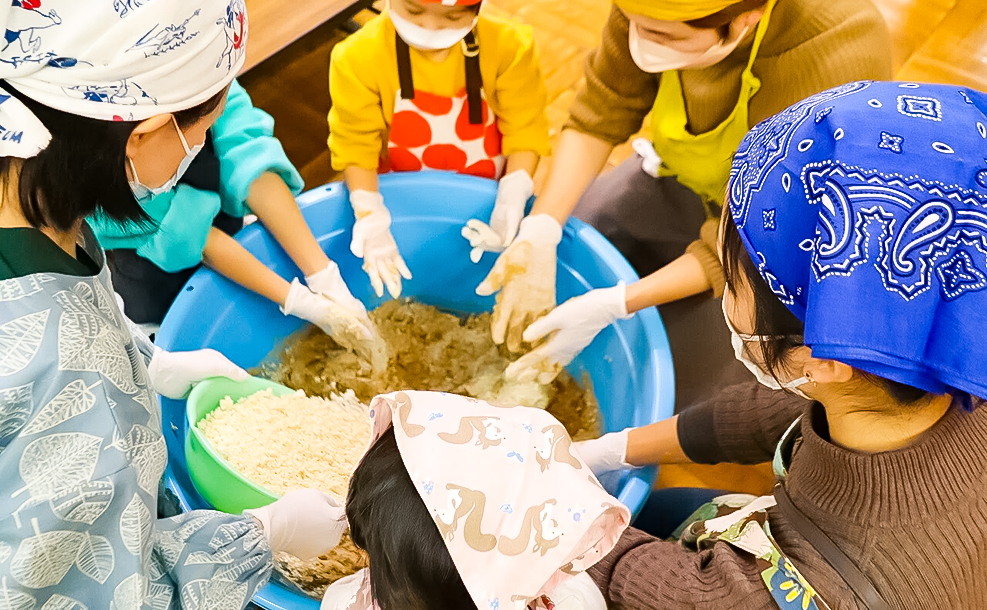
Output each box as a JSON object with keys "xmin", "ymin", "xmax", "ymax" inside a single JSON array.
[
  {"xmin": 719, "ymin": 212, "xmax": 929, "ymax": 405},
  {"xmin": 347, "ymin": 428, "xmax": 476, "ymax": 610},
  {"xmin": 685, "ymin": 0, "xmax": 767, "ymax": 38},
  {"xmin": 1, "ymin": 82, "xmax": 226, "ymax": 233}
]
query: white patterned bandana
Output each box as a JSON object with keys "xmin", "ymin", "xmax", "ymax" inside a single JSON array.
[
  {"xmin": 344, "ymin": 391, "xmax": 630, "ymax": 610},
  {"xmin": 728, "ymin": 81, "xmax": 987, "ymax": 402},
  {"xmin": 0, "ymin": 0, "xmax": 247, "ymax": 158}
]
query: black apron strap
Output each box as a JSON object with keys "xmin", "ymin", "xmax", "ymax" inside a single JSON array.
[
  {"xmin": 463, "ymin": 30, "xmax": 482, "ymax": 125},
  {"xmin": 395, "ymin": 32, "xmax": 414, "ymax": 100},
  {"xmin": 773, "ymin": 483, "xmax": 891, "ymax": 610}
]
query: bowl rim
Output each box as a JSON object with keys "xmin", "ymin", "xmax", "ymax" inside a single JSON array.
[{"xmin": 186, "ymin": 376, "xmax": 295, "ymax": 504}]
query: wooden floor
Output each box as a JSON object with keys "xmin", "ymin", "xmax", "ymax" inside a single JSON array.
[{"xmin": 239, "ymin": 0, "xmax": 987, "ymax": 495}]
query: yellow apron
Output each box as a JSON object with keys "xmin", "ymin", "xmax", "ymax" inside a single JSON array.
[{"xmin": 650, "ymin": 0, "xmax": 778, "ymax": 207}]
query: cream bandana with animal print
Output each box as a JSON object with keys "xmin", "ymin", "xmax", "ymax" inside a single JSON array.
[
  {"xmin": 344, "ymin": 390, "xmax": 631, "ymax": 610},
  {"xmin": 0, "ymin": 0, "xmax": 247, "ymax": 158}
]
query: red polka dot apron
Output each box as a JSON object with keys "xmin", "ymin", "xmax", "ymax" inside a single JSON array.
[{"xmin": 381, "ymin": 32, "xmax": 505, "ymax": 180}]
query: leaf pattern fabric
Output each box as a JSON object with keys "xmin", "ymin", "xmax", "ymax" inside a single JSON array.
[{"xmin": 0, "ymin": 236, "xmax": 272, "ymax": 610}]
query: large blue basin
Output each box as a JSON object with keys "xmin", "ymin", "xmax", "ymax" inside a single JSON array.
[{"xmin": 156, "ymin": 171, "xmax": 674, "ymax": 610}]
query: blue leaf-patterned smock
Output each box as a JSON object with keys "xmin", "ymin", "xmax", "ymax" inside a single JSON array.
[{"xmin": 0, "ymin": 224, "xmax": 273, "ymax": 610}]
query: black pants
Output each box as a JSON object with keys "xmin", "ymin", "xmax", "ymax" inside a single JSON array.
[
  {"xmin": 107, "ymin": 212, "xmax": 244, "ymax": 325},
  {"xmin": 574, "ymin": 155, "xmax": 751, "ymax": 412}
]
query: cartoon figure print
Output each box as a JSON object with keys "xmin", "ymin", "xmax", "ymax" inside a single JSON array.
[
  {"xmin": 498, "ymin": 500, "xmax": 562, "ymax": 557},
  {"xmin": 130, "ymin": 10, "xmax": 201, "ymax": 58},
  {"xmin": 534, "ymin": 424, "xmax": 582, "ymax": 472},
  {"xmin": 114, "ymin": 0, "xmax": 150, "ymax": 19},
  {"xmin": 392, "ymin": 392, "xmax": 426, "ymax": 438},
  {"xmin": 433, "ymin": 484, "xmax": 497, "ymax": 552},
  {"xmin": 215, "ymin": 0, "xmax": 246, "ymax": 70},
  {"xmin": 64, "ymin": 80, "xmax": 153, "ymax": 105},
  {"xmin": 438, "ymin": 416, "xmax": 505, "ymax": 449},
  {"xmin": 2, "ymin": 0, "xmax": 60, "ymax": 62}
]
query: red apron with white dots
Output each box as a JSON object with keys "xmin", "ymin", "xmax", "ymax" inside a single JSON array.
[{"xmin": 382, "ymin": 87, "xmax": 505, "ymax": 179}]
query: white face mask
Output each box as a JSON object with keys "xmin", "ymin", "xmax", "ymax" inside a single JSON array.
[
  {"xmin": 628, "ymin": 21, "xmax": 751, "ymax": 73},
  {"xmin": 129, "ymin": 115, "xmax": 204, "ymax": 203},
  {"xmin": 722, "ymin": 298, "xmax": 811, "ymax": 399},
  {"xmin": 389, "ymin": 6, "xmax": 478, "ymax": 51}
]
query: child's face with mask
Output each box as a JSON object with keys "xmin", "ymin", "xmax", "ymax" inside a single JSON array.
[{"xmin": 388, "ymin": 0, "xmax": 479, "ymax": 51}]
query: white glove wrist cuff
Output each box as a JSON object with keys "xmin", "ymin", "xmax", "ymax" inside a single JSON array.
[
  {"xmin": 305, "ymin": 260, "xmax": 341, "ymax": 285},
  {"xmin": 280, "ymin": 278, "xmax": 305, "ymax": 315},
  {"xmin": 609, "ymin": 282, "xmax": 633, "ymax": 320},
  {"xmin": 517, "ymin": 213, "xmax": 563, "ymax": 246},
  {"xmin": 612, "ymin": 428, "xmax": 631, "ymax": 466},
  {"xmin": 500, "ymin": 169, "xmax": 535, "ymax": 199},
  {"xmin": 349, "ymin": 190, "xmax": 386, "ymax": 217}
]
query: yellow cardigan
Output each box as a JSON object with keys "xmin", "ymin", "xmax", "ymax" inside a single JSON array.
[{"xmin": 328, "ymin": 12, "xmax": 551, "ymax": 172}]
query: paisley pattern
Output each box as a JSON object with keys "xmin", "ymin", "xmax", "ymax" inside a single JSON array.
[
  {"xmin": 728, "ymin": 81, "xmax": 872, "ymax": 228},
  {"xmin": 727, "ymin": 81, "xmax": 987, "ymax": 399},
  {"xmin": 0, "ymin": 228, "xmax": 272, "ymax": 610}
]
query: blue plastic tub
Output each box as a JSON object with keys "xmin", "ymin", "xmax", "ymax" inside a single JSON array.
[{"xmin": 156, "ymin": 172, "xmax": 674, "ymax": 610}]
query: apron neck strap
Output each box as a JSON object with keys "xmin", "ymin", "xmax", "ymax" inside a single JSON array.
[
  {"xmin": 393, "ymin": 30, "xmax": 484, "ymax": 125},
  {"xmin": 743, "ymin": 0, "xmax": 779, "ymax": 73},
  {"xmin": 395, "ymin": 33, "xmax": 415, "ymax": 100},
  {"xmin": 462, "ymin": 30, "xmax": 483, "ymax": 125},
  {"xmin": 772, "ymin": 415, "xmax": 802, "ymax": 481}
]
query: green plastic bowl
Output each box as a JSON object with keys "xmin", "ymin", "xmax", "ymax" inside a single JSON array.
[{"xmin": 185, "ymin": 376, "xmax": 296, "ymax": 514}]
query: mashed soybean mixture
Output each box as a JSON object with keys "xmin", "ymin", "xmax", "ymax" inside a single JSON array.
[
  {"xmin": 218, "ymin": 299, "xmax": 601, "ymax": 597},
  {"xmin": 273, "ymin": 299, "xmax": 601, "ymax": 441}
]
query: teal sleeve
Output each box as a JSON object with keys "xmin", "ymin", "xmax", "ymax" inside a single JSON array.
[
  {"xmin": 213, "ymin": 80, "xmax": 305, "ymax": 219},
  {"xmin": 135, "ymin": 185, "xmax": 222, "ymax": 273}
]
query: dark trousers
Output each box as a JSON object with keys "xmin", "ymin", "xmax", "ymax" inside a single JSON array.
[
  {"xmin": 107, "ymin": 212, "xmax": 244, "ymax": 325},
  {"xmin": 574, "ymin": 155, "xmax": 751, "ymax": 411}
]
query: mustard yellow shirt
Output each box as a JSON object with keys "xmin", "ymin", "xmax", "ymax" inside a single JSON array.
[{"xmin": 328, "ymin": 12, "xmax": 551, "ymax": 172}]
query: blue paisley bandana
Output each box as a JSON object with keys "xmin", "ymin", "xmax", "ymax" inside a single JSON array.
[{"xmin": 729, "ymin": 81, "xmax": 987, "ymax": 399}]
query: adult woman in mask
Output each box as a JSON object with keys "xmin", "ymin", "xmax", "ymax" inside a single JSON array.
[
  {"xmin": 577, "ymin": 81, "xmax": 987, "ymax": 609},
  {"xmin": 0, "ymin": 1, "xmax": 347, "ymax": 606},
  {"xmin": 476, "ymin": 0, "xmax": 892, "ymax": 410}
]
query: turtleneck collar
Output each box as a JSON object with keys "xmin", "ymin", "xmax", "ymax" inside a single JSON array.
[{"xmin": 786, "ymin": 401, "xmax": 987, "ymax": 527}]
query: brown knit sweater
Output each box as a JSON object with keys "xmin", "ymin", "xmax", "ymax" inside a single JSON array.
[
  {"xmin": 565, "ymin": 0, "xmax": 893, "ymax": 295},
  {"xmin": 589, "ymin": 382, "xmax": 987, "ymax": 609}
]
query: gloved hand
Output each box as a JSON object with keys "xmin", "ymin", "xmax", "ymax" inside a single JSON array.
[
  {"xmin": 245, "ymin": 489, "xmax": 347, "ymax": 560},
  {"xmin": 305, "ymin": 260, "xmax": 369, "ymax": 318},
  {"xmin": 349, "ymin": 190, "xmax": 412, "ymax": 299},
  {"xmin": 461, "ymin": 169, "xmax": 534, "ymax": 263},
  {"xmin": 505, "ymin": 283, "xmax": 632, "ymax": 384},
  {"xmin": 573, "ymin": 430, "xmax": 631, "ymax": 477},
  {"xmin": 476, "ymin": 214, "xmax": 562, "ymax": 353},
  {"xmin": 147, "ymin": 348, "xmax": 249, "ymax": 400},
  {"xmin": 281, "ymin": 279, "xmax": 386, "ymax": 368}
]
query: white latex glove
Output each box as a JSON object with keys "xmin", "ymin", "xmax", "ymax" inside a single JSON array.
[
  {"xmin": 549, "ymin": 572, "xmax": 608, "ymax": 610},
  {"xmin": 573, "ymin": 430, "xmax": 631, "ymax": 477},
  {"xmin": 245, "ymin": 489, "xmax": 347, "ymax": 560},
  {"xmin": 281, "ymin": 279, "xmax": 386, "ymax": 369},
  {"xmin": 305, "ymin": 260, "xmax": 368, "ymax": 317},
  {"xmin": 461, "ymin": 169, "xmax": 534, "ymax": 262},
  {"xmin": 476, "ymin": 214, "xmax": 562, "ymax": 353},
  {"xmin": 349, "ymin": 190, "xmax": 412, "ymax": 299},
  {"xmin": 633, "ymin": 137, "xmax": 662, "ymax": 178},
  {"xmin": 147, "ymin": 347, "xmax": 249, "ymax": 400},
  {"xmin": 505, "ymin": 283, "xmax": 632, "ymax": 384}
]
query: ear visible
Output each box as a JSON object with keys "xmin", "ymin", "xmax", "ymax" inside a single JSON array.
[
  {"xmin": 737, "ymin": 8, "xmax": 765, "ymax": 31},
  {"xmin": 125, "ymin": 114, "xmax": 173, "ymax": 157},
  {"xmin": 804, "ymin": 356, "xmax": 854, "ymax": 384}
]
